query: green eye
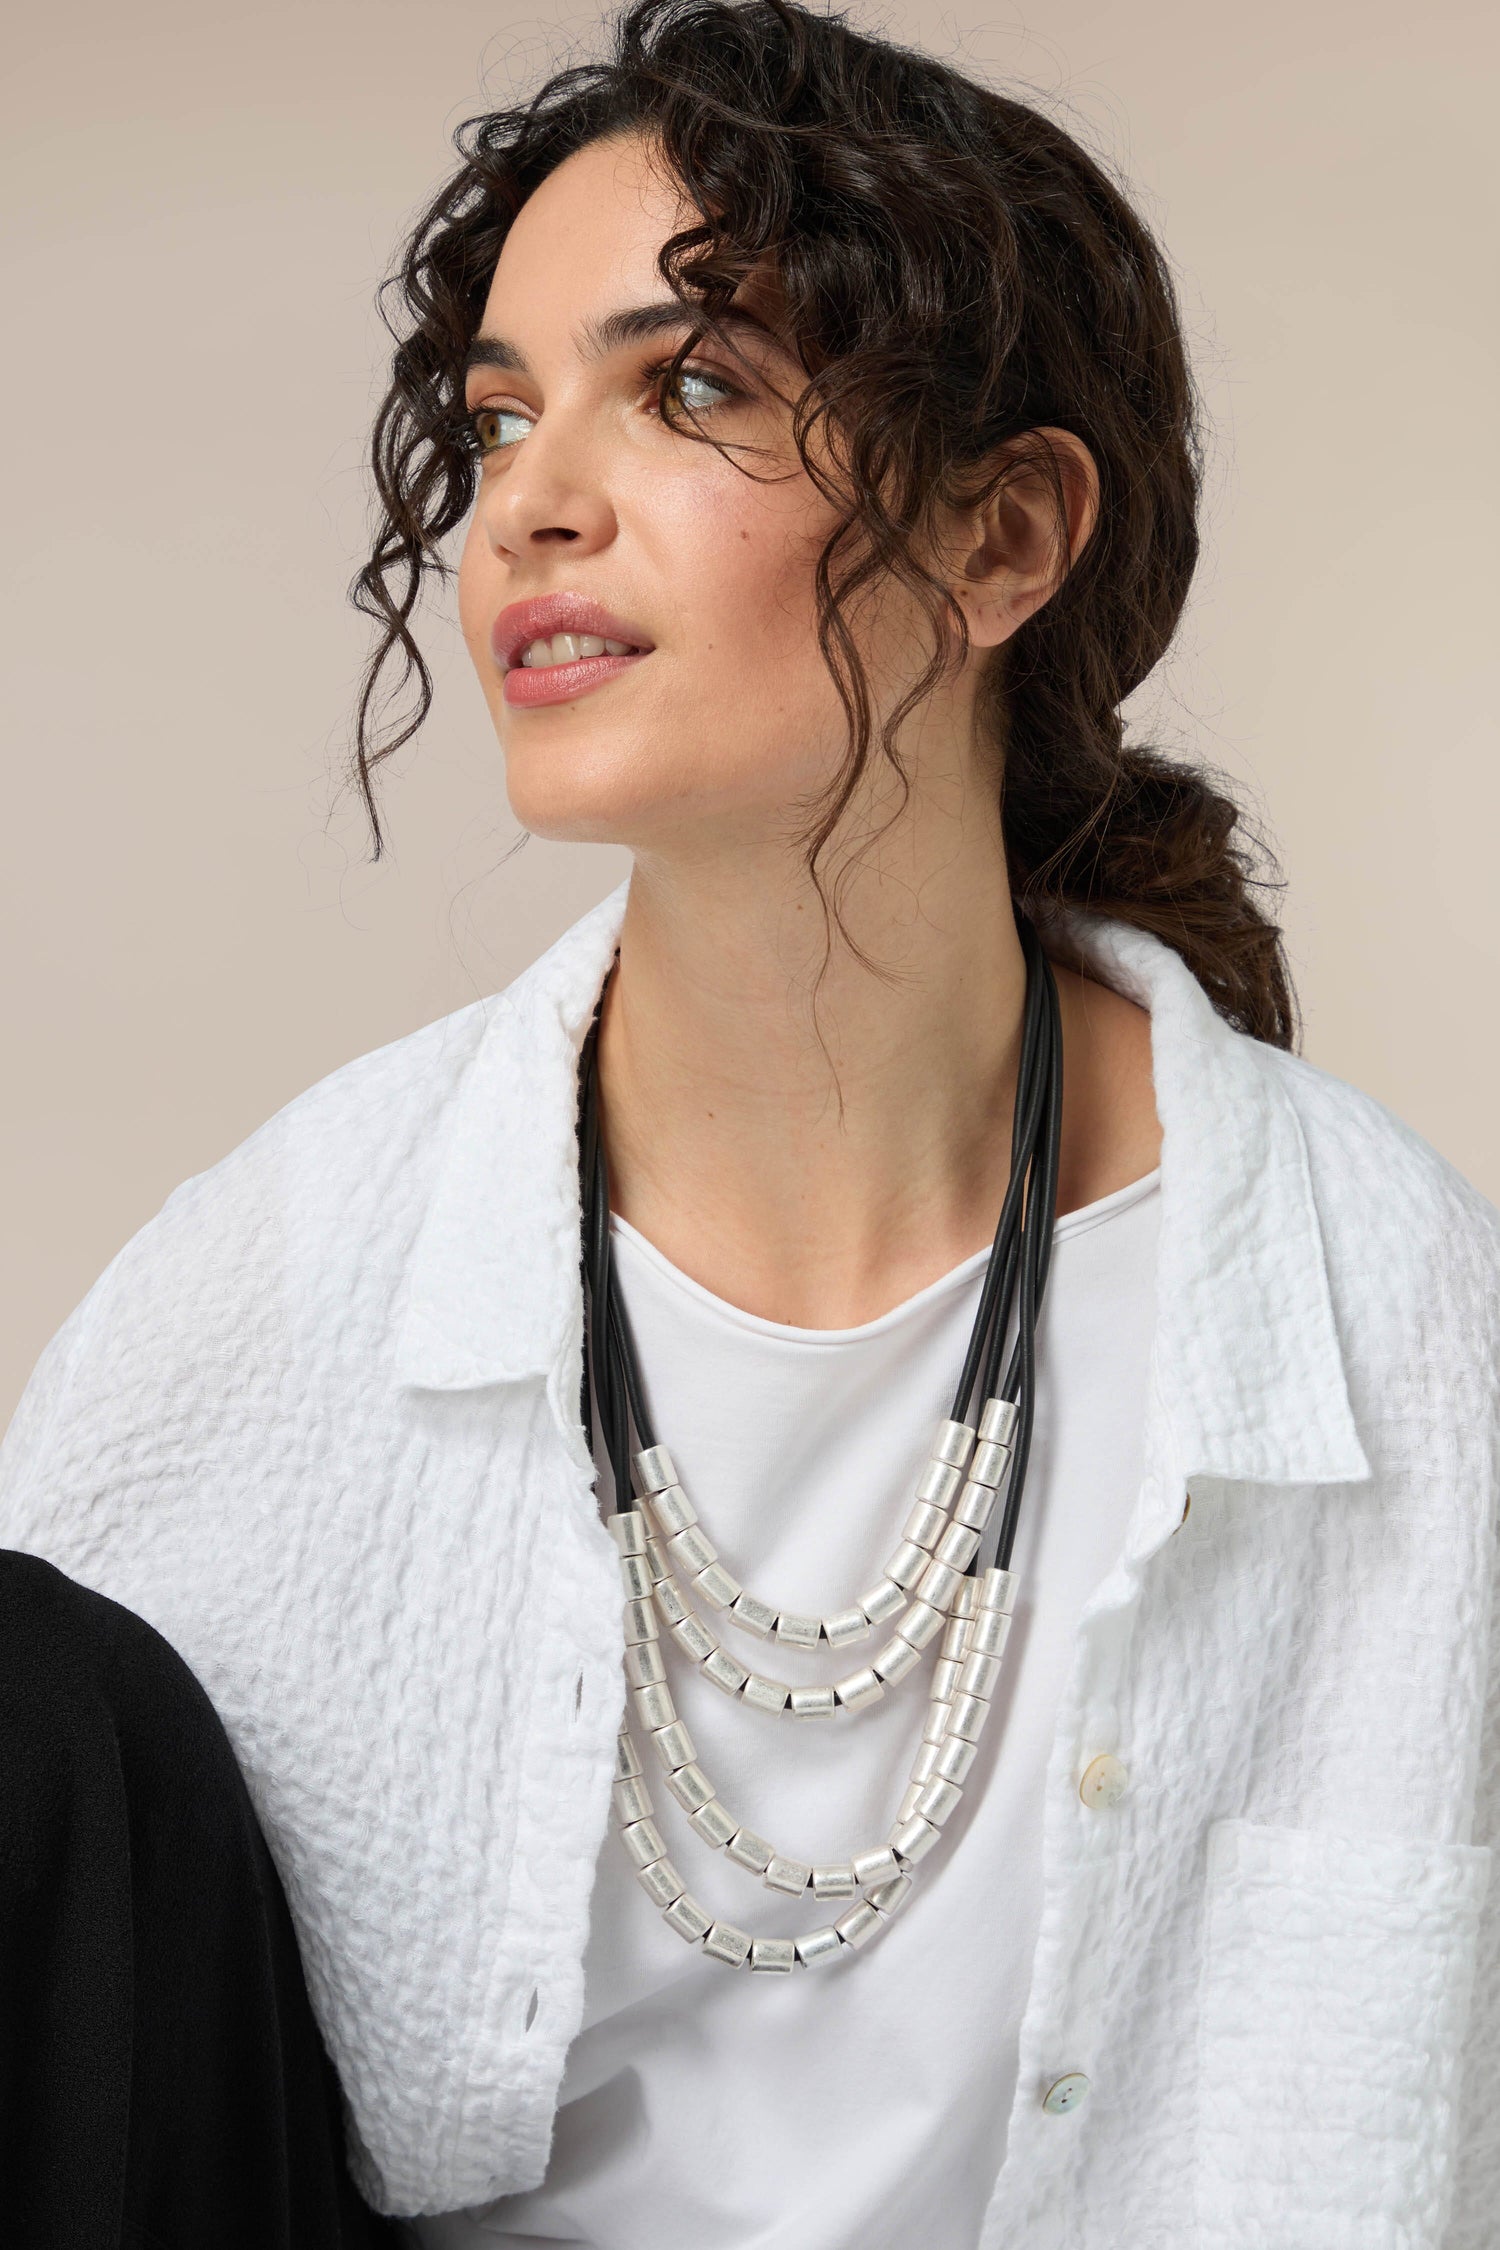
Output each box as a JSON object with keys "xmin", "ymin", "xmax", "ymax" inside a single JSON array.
[
  {"xmin": 664, "ymin": 365, "xmax": 736, "ymax": 415},
  {"xmin": 468, "ymin": 405, "xmax": 529, "ymax": 455}
]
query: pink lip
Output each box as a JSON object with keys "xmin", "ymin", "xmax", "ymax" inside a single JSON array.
[{"xmin": 491, "ymin": 591, "xmax": 654, "ymax": 672}]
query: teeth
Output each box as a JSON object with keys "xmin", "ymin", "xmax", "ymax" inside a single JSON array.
[{"xmin": 518, "ymin": 631, "xmax": 641, "ymax": 667}]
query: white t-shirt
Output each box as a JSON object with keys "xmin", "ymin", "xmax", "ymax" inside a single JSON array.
[{"xmin": 418, "ymin": 1170, "xmax": 1160, "ymax": 2249}]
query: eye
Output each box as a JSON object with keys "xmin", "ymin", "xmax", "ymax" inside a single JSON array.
[
  {"xmin": 464, "ymin": 404, "xmax": 531, "ymax": 456},
  {"xmin": 652, "ymin": 359, "xmax": 743, "ymax": 419}
]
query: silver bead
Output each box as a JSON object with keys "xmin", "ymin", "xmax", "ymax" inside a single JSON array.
[
  {"xmin": 914, "ymin": 1775, "xmax": 963, "ymax": 1827},
  {"xmin": 703, "ymin": 1648, "xmax": 749, "ymax": 1697},
  {"xmin": 869, "ymin": 1872, "xmax": 914, "ymax": 1917},
  {"xmin": 932, "ymin": 1657, "xmax": 964, "ymax": 1703},
  {"xmin": 789, "ymin": 1685, "xmax": 837, "ymax": 1720},
  {"xmin": 872, "ymin": 1635, "xmax": 921, "ymax": 1684},
  {"xmin": 952, "ymin": 1577, "xmax": 980, "ymax": 1620},
  {"xmin": 915, "ymin": 1457, "xmax": 964, "ymax": 1508},
  {"xmin": 896, "ymin": 1781, "xmax": 923, "ymax": 1823},
  {"xmin": 916, "ymin": 1557, "xmax": 962, "ymax": 1610},
  {"xmin": 941, "ymin": 1615, "xmax": 971, "ymax": 1660},
  {"xmin": 612, "ymin": 1773, "xmax": 653, "ymax": 1825},
  {"xmin": 644, "ymin": 1536, "xmax": 672, "ymax": 1583},
  {"xmin": 931, "ymin": 1419, "xmax": 977, "ymax": 1469},
  {"xmin": 954, "ymin": 1480, "xmax": 996, "ymax": 1532},
  {"xmin": 608, "ymin": 1510, "xmax": 648, "ymax": 1555},
  {"xmin": 890, "ymin": 1813, "xmax": 941, "ymax": 1864},
  {"xmin": 689, "ymin": 1797, "xmax": 737, "ymax": 1848},
  {"xmin": 922, "ymin": 1698, "xmax": 953, "ymax": 1746},
  {"xmin": 673, "ymin": 1612, "xmax": 718, "ymax": 1664},
  {"xmin": 619, "ymin": 1815, "xmax": 666, "ymax": 1869},
  {"xmin": 664, "ymin": 1761, "xmax": 715, "ymax": 1813},
  {"xmin": 653, "ymin": 1574, "xmax": 690, "ymax": 1627},
  {"xmin": 765, "ymin": 1855, "xmax": 811, "ymax": 1896},
  {"xmin": 741, "ymin": 1673, "xmax": 791, "ymax": 1714},
  {"xmin": 653, "ymin": 1719, "xmax": 697, "ymax": 1771},
  {"xmin": 775, "ymin": 1611, "xmax": 822, "ymax": 1649},
  {"xmin": 934, "ymin": 1733, "xmax": 978, "ymax": 1784},
  {"xmin": 823, "ymin": 1605, "xmax": 870, "ymax": 1649},
  {"xmin": 910, "ymin": 1740, "xmax": 941, "ymax": 1787},
  {"xmin": 902, "ymin": 1499, "xmax": 948, "ymax": 1551},
  {"xmin": 978, "ymin": 1396, "xmax": 1018, "ymax": 1445},
  {"xmin": 795, "ymin": 1925, "xmax": 845, "ymax": 1968},
  {"xmin": 623, "ymin": 1597, "xmax": 659, "ymax": 1645},
  {"xmin": 726, "ymin": 1826, "xmax": 774, "ymax": 1872},
  {"xmin": 834, "ymin": 1667, "xmax": 884, "ymax": 1713},
  {"xmin": 702, "ymin": 1921, "xmax": 751, "ymax": 1967},
  {"xmin": 935, "ymin": 1521, "xmax": 980, "ymax": 1571},
  {"xmin": 947, "ymin": 1693, "xmax": 990, "ymax": 1742},
  {"xmin": 695, "ymin": 1562, "xmax": 742, "ymax": 1610},
  {"xmin": 969, "ymin": 1437, "xmax": 1012, "ymax": 1488},
  {"xmin": 666, "ymin": 1523, "xmax": 716, "ymax": 1578},
  {"xmin": 623, "ymin": 1639, "xmax": 667, "ymax": 1689},
  {"xmin": 633, "ymin": 1681, "xmax": 675, "ymax": 1733},
  {"xmin": 648, "ymin": 1482, "xmax": 698, "ymax": 1536},
  {"xmin": 980, "ymin": 1566, "xmax": 1018, "ymax": 1613},
  {"xmin": 835, "ymin": 1899, "xmax": 882, "ymax": 1948},
  {"xmin": 750, "ymin": 1937, "xmax": 797, "ymax": 1973},
  {"xmin": 637, "ymin": 1855, "xmax": 686, "ymax": 1908},
  {"xmin": 812, "ymin": 1862, "xmax": 857, "ymax": 1898},
  {"xmin": 884, "ymin": 1540, "xmax": 930, "ymax": 1591},
  {"xmin": 619, "ymin": 1552, "xmax": 655, "ymax": 1601},
  {"xmin": 851, "ymin": 1844, "xmax": 900, "ymax": 1887},
  {"xmin": 730, "ymin": 1592, "xmax": 777, "ymax": 1639},
  {"xmin": 957, "ymin": 1650, "xmax": 1002, "ymax": 1700},
  {"xmin": 614, "ymin": 1731, "xmax": 642, "ymax": 1781},
  {"xmin": 896, "ymin": 1601, "xmax": 945, "ymax": 1651},
  {"xmin": 663, "ymin": 1892, "xmax": 712, "ymax": 1943},
  {"xmin": 632, "ymin": 1445, "xmax": 677, "ymax": 1496},
  {"xmin": 969, "ymin": 1607, "xmax": 1012, "ymax": 1659},
  {"xmin": 859, "ymin": 1579, "xmax": 906, "ymax": 1626}
]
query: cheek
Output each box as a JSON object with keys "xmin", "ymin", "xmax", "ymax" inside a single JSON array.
[{"xmin": 457, "ymin": 515, "xmax": 498, "ymax": 667}]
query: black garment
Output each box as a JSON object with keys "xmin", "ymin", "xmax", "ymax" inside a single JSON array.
[{"xmin": 0, "ymin": 1550, "xmax": 412, "ymax": 2249}]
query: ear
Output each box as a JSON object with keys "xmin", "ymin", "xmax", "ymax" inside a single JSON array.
[{"xmin": 944, "ymin": 429, "xmax": 1100, "ymax": 652}]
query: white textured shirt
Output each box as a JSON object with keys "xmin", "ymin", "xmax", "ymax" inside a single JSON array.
[{"xmin": 2, "ymin": 878, "xmax": 1500, "ymax": 2250}]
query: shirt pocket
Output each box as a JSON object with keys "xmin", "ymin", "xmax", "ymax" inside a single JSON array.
[{"xmin": 1195, "ymin": 1818, "xmax": 1491, "ymax": 2250}]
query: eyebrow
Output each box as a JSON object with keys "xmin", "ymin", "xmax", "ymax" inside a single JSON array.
[{"xmin": 463, "ymin": 299, "xmax": 785, "ymax": 378}]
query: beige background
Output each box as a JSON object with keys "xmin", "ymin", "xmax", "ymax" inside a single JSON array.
[{"xmin": 2, "ymin": 0, "xmax": 1495, "ymax": 1425}]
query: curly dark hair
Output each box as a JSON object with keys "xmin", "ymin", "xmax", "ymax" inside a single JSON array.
[{"xmin": 352, "ymin": 0, "xmax": 1295, "ymax": 1046}]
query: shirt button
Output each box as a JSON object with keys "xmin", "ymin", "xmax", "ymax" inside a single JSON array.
[
  {"xmin": 1042, "ymin": 2071, "xmax": 1090, "ymax": 2116},
  {"xmin": 1078, "ymin": 1753, "xmax": 1128, "ymax": 1810}
]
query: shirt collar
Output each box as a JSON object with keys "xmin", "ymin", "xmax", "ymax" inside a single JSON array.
[{"xmin": 395, "ymin": 879, "xmax": 1369, "ymax": 1491}]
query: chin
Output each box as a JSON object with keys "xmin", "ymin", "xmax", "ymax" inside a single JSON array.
[{"xmin": 500, "ymin": 731, "xmax": 686, "ymax": 845}]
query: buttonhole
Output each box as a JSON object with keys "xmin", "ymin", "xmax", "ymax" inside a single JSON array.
[
  {"xmin": 524, "ymin": 1985, "xmax": 540, "ymax": 2033},
  {"xmin": 573, "ymin": 1667, "xmax": 585, "ymax": 1718}
]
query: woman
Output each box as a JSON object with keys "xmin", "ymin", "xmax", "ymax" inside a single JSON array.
[{"xmin": 3, "ymin": 0, "xmax": 1497, "ymax": 2243}]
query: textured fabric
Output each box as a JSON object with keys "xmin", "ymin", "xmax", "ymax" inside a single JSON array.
[
  {"xmin": 0, "ymin": 875, "xmax": 1497, "ymax": 2243},
  {"xmin": 421, "ymin": 1176, "xmax": 1158, "ymax": 2247},
  {"xmin": 0, "ymin": 1549, "xmax": 410, "ymax": 2248}
]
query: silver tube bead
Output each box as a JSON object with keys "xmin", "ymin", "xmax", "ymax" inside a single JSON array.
[
  {"xmin": 902, "ymin": 1499, "xmax": 948, "ymax": 1551},
  {"xmin": 689, "ymin": 1797, "xmax": 737, "ymax": 1847},
  {"xmin": 790, "ymin": 1685, "xmax": 837, "ymax": 1720},
  {"xmin": 612, "ymin": 1773, "xmax": 653, "ymax": 1825},
  {"xmin": 666, "ymin": 1524, "xmax": 716, "ymax": 1578},
  {"xmin": 775, "ymin": 1611, "xmax": 822, "ymax": 1649},
  {"xmin": 614, "ymin": 1731, "xmax": 642, "ymax": 1781},
  {"xmin": 751, "ymin": 1937, "xmax": 797, "ymax": 1973},
  {"xmin": 910, "ymin": 1740, "xmax": 942, "ymax": 1787},
  {"xmin": 889, "ymin": 1813, "xmax": 941, "ymax": 1864},
  {"xmin": 673, "ymin": 1612, "xmax": 718, "ymax": 1663},
  {"xmin": 726, "ymin": 1827, "xmax": 775, "ymax": 1872},
  {"xmin": 619, "ymin": 1552, "xmax": 655, "ymax": 1601},
  {"xmin": 823, "ymin": 1605, "xmax": 870, "ymax": 1649},
  {"xmin": 702, "ymin": 1649, "xmax": 748, "ymax": 1697},
  {"xmin": 947, "ymin": 1693, "xmax": 990, "ymax": 1742},
  {"xmin": 623, "ymin": 1639, "xmax": 667, "ymax": 1689},
  {"xmin": 834, "ymin": 1667, "xmax": 884, "ymax": 1713},
  {"xmin": 872, "ymin": 1635, "xmax": 922, "ymax": 1684},
  {"xmin": 952, "ymin": 1577, "xmax": 980, "ymax": 1620},
  {"xmin": 969, "ymin": 1437, "xmax": 1012, "ymax": 1488},
  {"xmin": 664, "ymin": 1892, "xmax": 712, "ymax": 1943},
  {"xmin": 644, "ymin": 1535, "xmax": 672, "ymax": 1583},
  {"xmin": 915, "ymin": 1775, "xmax": 964, "ymax": 1827},
  {"xmin": 934, "ymin": 1734, "xmax": 978, "ymax": 1784},
  {"xmin": 652, "ymin": 1574, "xmax": 690, "ymax": 1627},
  {"xmin": 695, "ymin": 1562, "xmax": 741, "ymax": 1610},
  {"xmin": 980, "ymin": 1566, "xmax": 1018, "ymax": 1613},
  {"xmin": 851, "ymin": 1844, "xmax": 900, "ymax": 1887},
  {"xmin": 765, "ymin": 1855, "xmax": 811, "ymax": 1896},
  {"xmin": 916, "ymin": 1557, "xmax": 963, "ymax": 1610},
  {"xmin": 637, "ymin": 1855, "xmax": 686, "ymax": 1908},
  {"xmin": 623, "ymin": 1597, "xmax": 659, "ymax": 1645},
  {"xmin": 885, "ymin": 1541, "xmax": 930, "ymax": 1591},
  {"xmin": 941, "ymin": 1616, "xmax": 971, "ymax": 1660},
  {"xmin": 915, "ymin": 1457, "xmax": 964, "ymax": 1508},
  {"xmin": 970, "ymin": 1607, "xmax": 1013, "ymax": 1658},
  {"xmin": 896, "ymin": 1601, "xmax": 945, "ymax": 1652},
  {"xmin": 665, "ymin": 1761, "xmax": 716, "ymax": 1813},
  {"xmin": 633, "ymin": 1682, "xmax": 676, "ymax": 1733},
  {"xmin": 935, "ymin": 1522, "xmax": 981, "ymax": 1571},
  {"xmin": 896, "ymin": 1781, "xmax": 923, "ymax": 1824},
  {"xmin": 702, "ymin": 1921, "xmax": 751, "ymax": 1967},
  {"xmin": 978, "ymin": 1397, "xmax": 1018, "ymax": 1446},
  {"xmin": 648, "ymin": 1483, "xmax": 697, "ymax": 1536},
  {"xmin": 870, "ymin": 1872, "xmax": 914, "ymax": 1917},
  {"xmin": 859, "ymin": 1579, "xmax": 907, "ymax": 1626},
  {"xmin": 632, "ymin": 1446, "xmax": 677, "ymax": 1495},
  {"xmin": 653, "ymin": 1719, "xmax": 697, "ymax": 1772},
  {"xmin": 957, "ymin": 1649, "xmax": 1003, "ymax": 1700},
  {"xmin": 922, "ymin": 1699, "xmax": 953, "ymax": 1746},
  {"xmin": 835, "ymin": 1899, "xmax": 882, "ymax": 1948},
  {"xmin": 955, "ymin": 1480, "xmax": 997, "ymax": 1533},
  {"xmin": 608, "ymin": 1510, "xmax": 648, "ymax": 1555},
  {"xmin": 931, "ymin": 1419, "xmax": 977, "ymax": 1470},
  {"xmin": 619, "ymin": 1816, "xmax": 666, "ymax": 1869},
  {"xmin": 740, "ymin": 1673, "xmax": 791, "ymax": 1714},
  {"xmin": 730, "ymin": 1592, "xmax": 777, "ymax": 1639},
  {"xmin": 795, "ymin": 1926, "xmax": 845, "ymax": 1968},
  {"xmin": 812, "ymin": 1862, "xmax": 857, "ymax": 1898}
]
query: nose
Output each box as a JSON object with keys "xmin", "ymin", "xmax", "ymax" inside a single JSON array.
[{"xmin": 476, "ymin": 407, "xmax": 618, "ymax": 561}]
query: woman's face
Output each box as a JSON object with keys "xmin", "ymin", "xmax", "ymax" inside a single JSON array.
[{"xmin": 457, "ymin": 132, "xmax": 952, "ymax": 854}]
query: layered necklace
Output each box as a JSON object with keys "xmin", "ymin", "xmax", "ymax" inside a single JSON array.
[{"xmin": 578, "ymin": 920, "xmax": 1063, "ymax": 1973}]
